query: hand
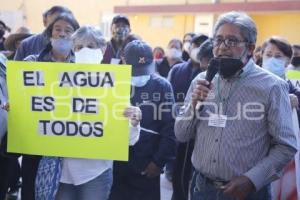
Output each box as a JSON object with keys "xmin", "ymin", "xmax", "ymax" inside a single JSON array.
[
  {"xmin": 123, "ymin": 106, "xmax": 142, "ymax": 127},
  {"xmin": 1, "ymin": 103, "xmax": 9, "ymax": 111},
  {"xmin": 222, "ymin": 176, "xmax": 255, "ymax": 200},
  {"xmin": 141, "ymin": 162, "xmax": 161, "ymax": 178},
  {"xmin": 289, "ymin": 94, "xmax": 299, "ymax": 109},
  {"xmin": 191, "ymin": 80, "xmax": 213, "ymax": 108}
]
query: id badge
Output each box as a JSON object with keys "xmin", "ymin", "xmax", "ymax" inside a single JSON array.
[
  {"xmin": 110, "ymin": 58, "xmax": 121, "ymax": 64},
  {"xmin": 208, "ymin": 113, "xmax": 227, "ymax": 128}
]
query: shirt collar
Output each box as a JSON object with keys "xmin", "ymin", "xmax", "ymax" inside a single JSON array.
[{"xmin": 240, "ymin": 58, "xmax": 255, "ymax": 77}]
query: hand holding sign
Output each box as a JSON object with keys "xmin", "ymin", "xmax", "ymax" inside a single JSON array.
[{"xmin": 123, "ymin": 106, "xmax": 142, "ymax": 127}]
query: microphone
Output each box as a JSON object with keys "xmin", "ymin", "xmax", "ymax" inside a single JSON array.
[
  {"xmin": 196, "ymin": 58, "xmax": 219, "ymax": 110},
  {"xmin": 205, "ymin": 58, "xmax": 219, "ymax": 83}
]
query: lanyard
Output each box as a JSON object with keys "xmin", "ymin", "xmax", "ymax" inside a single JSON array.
[{"xmin": 216, "ymin": 69, "xmax": 252, "ymax": 114}]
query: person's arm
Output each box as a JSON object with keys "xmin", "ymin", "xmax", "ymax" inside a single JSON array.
[
  {"xmin": 151, "ymin": 82, "xmax": 176, "ymax": 168},
  {"xmin": 0, "ymin": 77, "xmax": 7, "ymax": 142},
  {"xmin": 244, "ymin": 79, "xmax": 297, "ymax": 191},
  {"xmin": 174, "ymin": 72, "xmax": 209, "ymax": 142},
  {"xmin": 142, "ymin": 81, "xmax": 176, "ymax": 178}
]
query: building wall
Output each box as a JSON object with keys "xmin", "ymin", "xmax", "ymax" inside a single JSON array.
[
  {"xmin": 251, "ymin": 12, "xmax": 300, "ymax": 46},
  {"xmin": 0, "ymin": 0, "xmax": 125, "ymax": 33},
  {"xmin": 128, "ymin": 14, "xmax": 195, "ymax": 48},
  {"xmin": 1, "ymin": 0, "xmax": 300, "ymax": 48}
]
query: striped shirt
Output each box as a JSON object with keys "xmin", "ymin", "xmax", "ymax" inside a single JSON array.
[{"xmin": 175, "ymin": 59, "xmax": 297, "ymax": 191}]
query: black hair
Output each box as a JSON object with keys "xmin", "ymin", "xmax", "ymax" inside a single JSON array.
[
  {"xmin": 262, "ymin": 37, "xmax": 292, "ymax": 59},
  {"xmin": 183, "ymin": 32, "xmax": 196, "ymax": 41},
  {"xmin": 168, "ymin": 38, "xmax": 183, "ymax": 49},
  {"xmin": 45, "ymin": 13, "xmax": 79, "ymax": 38},
  {"xmin": 293, "ymin": 45, "xmax": 300, "ymax": 51},
  {"xmin": 197, "ymin": 39, "xmax": 213, "ymax": 61},
  {"xmin": 43, "ymin": 6, "xmax": 72, "ymax": 18},
  {"xmin": 191, "ymin": 34, "xmax": 209, "ymax": 47}
]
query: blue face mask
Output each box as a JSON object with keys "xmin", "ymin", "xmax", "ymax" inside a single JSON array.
[
  {"xmin": 131, "ymin": 75, "xmax": 151, "ymax": 87},
  {"xmin": 262, "ymin": 57, "xmax": 286, "ymax": 79}
]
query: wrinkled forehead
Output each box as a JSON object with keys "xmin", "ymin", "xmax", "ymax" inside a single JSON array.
[{"xmin": 214, "ymin": 23, "xmax": 244, "ymax": 40}]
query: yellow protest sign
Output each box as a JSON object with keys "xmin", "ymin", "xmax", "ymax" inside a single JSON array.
[
  {"xmin": 7, "ymin": 61, "xmax": 132, "ymax": 161},
  {"xmin": 287, "ymin": 70, "xmax": 300, "ymax": 80},
  {"xmin": 287, "ymin": 70, "xmax": 300, "ymax": 89}
]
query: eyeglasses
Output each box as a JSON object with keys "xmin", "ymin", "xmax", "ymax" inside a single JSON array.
[{"xmin": 212, "ymin": 38, "xmax": 248, "ymax": 48}]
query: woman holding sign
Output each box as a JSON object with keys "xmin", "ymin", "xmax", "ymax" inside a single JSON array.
[
  {"xmin": 33, "ymin": 25, "xmax": 141, "ymax": 200},
  {"xmin": 22, "ymin": 13, "xmax": 79, "ymax": 200}
]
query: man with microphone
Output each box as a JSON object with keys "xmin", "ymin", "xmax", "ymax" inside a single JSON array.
[{"xmin": 175, "ymin": 11, "xmax": 297, "ymax": 200}]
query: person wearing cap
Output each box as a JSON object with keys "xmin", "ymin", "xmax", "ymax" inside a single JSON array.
[
  {"xmin": 4, "ymin": 27, "xmax": 32, "ymax": 59},
  {"xmin": 102, "ymin": 15, "xmax": 131, "ymax": 64},
  {"xmin": 14, "ymin": 6, "xmax": 73, "ymax": 61},
  {"xmin": 109, "ymin": 40, "xmax": 176, "ymax": 200}
]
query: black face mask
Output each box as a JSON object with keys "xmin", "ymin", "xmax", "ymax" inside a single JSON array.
[
  {"xmin": 291, "ymin": 57, "xmax": 300, "ymax": 67},
  {"xmin": 214, "ymin": 57, "xmax": 244, "ymax": 79}
]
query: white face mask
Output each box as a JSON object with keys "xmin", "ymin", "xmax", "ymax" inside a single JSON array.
[
  {"xmin": 190, "ymin": 48, "xmax": 200, "ymax": 63},
  {"xmin": 166, "ymin": 48, "xmax": 182, "ymax": 60},
  {"xmin": 183, "ymin": 42, "xmax": 191, "ymax": 52},
  {"xmin": 75, "ymin": 47, "xmax": 103, "ymax": 64},
  {"xmin": 131, "ymin": 75, "xmax": 151, "ymax": 87}
]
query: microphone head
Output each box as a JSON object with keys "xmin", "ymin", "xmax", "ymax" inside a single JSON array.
[{"xmin": 205, "ymin": 58, "xmax": 219, "ymax": 82}]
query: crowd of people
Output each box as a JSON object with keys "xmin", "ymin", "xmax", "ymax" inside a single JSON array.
[{"xmin": 0, "ymin": 5, "xmax": 299, "ymax": 200}]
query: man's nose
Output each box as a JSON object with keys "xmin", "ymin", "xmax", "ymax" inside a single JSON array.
[
  {"xmin": 59, "ymin": 31, "xmax": 67, "ymax": 38},
  {"xmin": 218, "ymin": 40, "xmax": 228, "ymax": 49}
]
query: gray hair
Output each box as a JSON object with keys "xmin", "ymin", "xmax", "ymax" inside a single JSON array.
[
  {"xmin": 72, "ymin": 25, "xmax": 106, "ymax": 48},
  {"xmin": 213, "ymin": 11, "xmax": 257, "ymax": 44}
]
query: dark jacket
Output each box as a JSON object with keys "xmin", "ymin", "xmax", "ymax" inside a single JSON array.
[
  {"xmin": 168, "ymin": 59, "xmax": 202, "ymax": 103},
  {"xmin": 128, "ymin": 74, "xmax": 176, "ymax": 173},
  {"xmin": 14, "ymin": 32, "xmax": 49, "ymax": 61},
  {"xmin": 156, "ymin": 57, "xmax": 183, "ymax": 78},
  {"xmin": 24, "ymin": 43, "xmax": 74, "ymax": 63},
  {"xmin": 288, "ymin": 80, "xmax": 300, "ymax": 125},
  {"xmin": 102, "ymin": 39, "xmax": 123, "ymax": 64}
]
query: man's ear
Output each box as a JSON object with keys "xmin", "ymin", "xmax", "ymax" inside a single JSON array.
[{"xmin": 247, "ymin": 43, "xmax": 256, "ymax": 57}]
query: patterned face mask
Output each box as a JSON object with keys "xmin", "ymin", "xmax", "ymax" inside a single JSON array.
[{"xmin": 113, "ymin": 27, "xmax": 130, "ymax": 42}]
